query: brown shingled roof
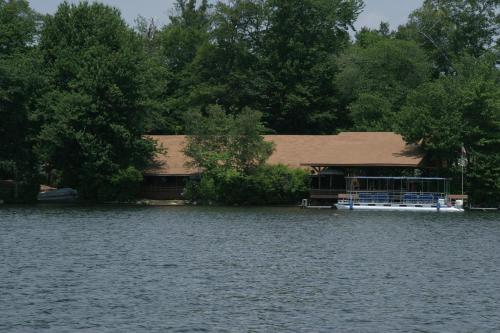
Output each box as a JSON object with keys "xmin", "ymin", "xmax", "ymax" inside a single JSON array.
[{"xmin": 146, "ymin": 132, "xmax": 424, "ymax": 176}]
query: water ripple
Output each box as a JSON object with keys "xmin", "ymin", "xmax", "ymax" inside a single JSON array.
[{"xmin": 1, "ymin": 206, "xmax": 499, "ymax": 332}]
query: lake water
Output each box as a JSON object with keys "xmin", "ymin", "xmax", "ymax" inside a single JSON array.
[{"xmin": 1, "ymin": 205, "xmax": 499, "ymax": 332}]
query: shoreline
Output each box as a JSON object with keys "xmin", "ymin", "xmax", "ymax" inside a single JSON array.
[{"xmin": 1, "ymin": 201, "xmax": 499, "ymax": 212}]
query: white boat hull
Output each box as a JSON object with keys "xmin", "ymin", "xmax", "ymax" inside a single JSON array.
[
  {"xmin": 38, "ymin": 188, "xmax": 78, "ymax": 202},
  {"xmin": 336, "ymin": 203, "xmax": 464, "ymax": 212}
]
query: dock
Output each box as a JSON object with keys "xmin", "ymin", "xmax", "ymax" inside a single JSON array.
[{"xmin": 469, "ymin": 207, "xmax": 499, "ymax": 211}]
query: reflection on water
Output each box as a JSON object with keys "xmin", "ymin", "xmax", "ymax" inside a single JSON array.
[{"xmin": 1, "ymin": 205, "xmax": 499, "ymax": 332}]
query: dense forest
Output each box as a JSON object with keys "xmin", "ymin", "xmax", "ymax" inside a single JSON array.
[{"xmin": 0, "ymin": 0, "xmax": 499, "ymax": 204}]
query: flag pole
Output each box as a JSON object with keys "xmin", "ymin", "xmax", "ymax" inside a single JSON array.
[
  {"xmin": 461, "ymin": 162, "xmax": 464, "ymax": 196},
  {"xmin": 460, "ymin": 145, "xmax": 466, "ymax": 196}
]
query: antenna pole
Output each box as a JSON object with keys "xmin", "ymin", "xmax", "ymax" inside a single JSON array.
[{"xmin": 461, "ymin": 163, "xmax": 464, "ymax": 196}]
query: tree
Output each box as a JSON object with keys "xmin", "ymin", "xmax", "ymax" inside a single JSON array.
[
  {"xmin": 150, "ymin": 0, "xmax": 211, "ymax": 134},
  {"xmin": 346, "ymin": 93, "xmax": 393, "ymax": 131},
  {"xmin": 182, "ymin": 105, "xmax": 312, "ymax": 205},
  {"xmin": 167, "ymin": 0, "xmax": 363, "ymax": 134},
  {"xmin": 398, "ymin": 55, "xmax": 500, "ymax": 205},
  {"xmin": 336, "ymin": 28, "xmax": 431, "ymax": 131},
  {"xmin": 0, "ymin": 0, "xmax": 40, "ymax": 202},
  {"xmin": 134, "ymin": 16, "xmax": 172, "ymax": 134},
  {"xmin": 259, "ymin": 0, "xmax": 364, "ymax": 133},
  {"xmin": 183, "ymin": 105, "xmax": 277, "ymax": 204},
  {"xmin": 398, "ymin": 0, "xmax": 500, "ymax": 74},
  {"xmin": 174, "ymin": 0, "xmax": 266, "ymax": 127},
  {"xmin": 184, "ymin": 105, "xmax": 274, "ymax": 173},
  {"xmin": 162, "ymin": 0, "xmax": 210, "ymax": 72},
  {"xmin": 34, "ymin": 2, "xmax": 156, "ymax": 201},
  {"xmin": 245, "ymin": 164, "xmax": 309, "ymax": 205}
]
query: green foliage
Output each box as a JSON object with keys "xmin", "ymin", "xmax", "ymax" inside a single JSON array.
[
  {"xmin": 398, "ymin": 79, "xmax": 464, "ymax": 160},
  {"xmin": 0, "ymin": 180, "xmax": 39, "ymax": 204},
  {"xmin": 255, "ymin": 0, "xmax": 364, "ymax": 133},
  {"xmin": 151, "ymin": 0, "xmax": 210, "ymax": 134},
  {"xmin": 163, "ymin": 0, "xmax": 209, "ymax": 71},
  {"xmin": 98, "ymin": 166, "xmax": 144, "ymax": 202},
  {"xmin": 348, "ymin": 93, "xmax": 393, "ymax": 131},
  {"xmin": 398, "ymin": 0, "xmax": 500, "ymax": 74},
  {"xmin": 33, "ymin": 2, "xmax": 157, "ymax": 201},
  {"xmin": 134, "ymin": 16, "xmax": 172, "ymax": 135},
  {"xmin": 467, "ymin": 151, "xmax": 500, "ymax": 206},
  {"xmin": 183, "ymin": 105, "xmax": 309, "ymax": 205},
  {"xmin": 185, "ymin": 164, "xmax": 309, "ymax": 205},
  {"xmin": 336, "ymin": 36, "xmax": 431, "ymax": 131},
  {"xmin": 247, "ymin": 164, "xmax": 310, "ymax": 205},
  {"xmin": 0, "ymin": 0, "xmax": 40, "ymax": 202},
  {"xmin": 184, "ymin": 105, "xmax": 275, "ymax": 173},
  {"xmin": 398, "ymin": 55, "xmax": 500, "ymax": 205},
  {"xmin": 0, "ymin": 0, "xmax": 38, "ymax": 54},
  {"xmin": 164, "ymin": 0, "xmax": 363, "ymax": 134},
  {"xmin": 354, "ymin": 23, "xmax": 392, "ymax": 48}
]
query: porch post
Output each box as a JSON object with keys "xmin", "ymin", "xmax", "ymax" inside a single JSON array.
[{"xmin": 318, "ymin": 168, "xmax": 321, "ymax": 190}]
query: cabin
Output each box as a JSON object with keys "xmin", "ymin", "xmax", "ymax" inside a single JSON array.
[{"xmin": 141, "ymin": 132, "xmax": 427, "ymax": 202}]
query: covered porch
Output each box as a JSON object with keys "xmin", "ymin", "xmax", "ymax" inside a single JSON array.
[
  {"xmin": 309, "ymin": 166, "xmax": 347, "ymax": 200},
  {"xmin": 140, "ymin": 175, "xmax": 192, "ymax": 200}
]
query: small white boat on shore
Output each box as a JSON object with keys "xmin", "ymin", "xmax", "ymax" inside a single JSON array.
[{"xmin": 38, "ymin": 188, "xmax": 78, "ymax": 202}]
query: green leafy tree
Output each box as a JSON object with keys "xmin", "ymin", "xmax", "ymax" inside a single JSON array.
[
  {"xmin": 354, "ymin": 23, "xmax": 392, "ymax": 48},
  {"xmin": 398, "ymin": 0, "xmax": 500, "ymax": 74},
  {"xmin": 183, "ymin": 105, "xmax": 311, "ymax": 205},
  {"xmin": 162, "ymin": 0, "xmax": 210, "ymax": 71},
  {"xmin": 183, "ymin": 105, "xmax": 277, "ymax": 204},
  {"xmin": 260, "ymin": 0, "xmax": 363, "ymax": 133},
  {"xmin": 185, "ymin": 0, "xmax": 265, "ymax": 115},
  {"xmin": 174, "ymin": 0, "xmax": 363, "ymax": 134},
  {"xmin": 398, "ymin": 55, "xmax": 500, "ymax": 205},
  {"xmin": 246, "ymin": 164, "xmax": 309, "ymax": 205},
  {"xmin": 184, "ymin": 105, "xmax": 274, "ymax": 173},
  {"xmin": 34, "ymin": 2, "xmax": 156, "ymax": 201},
  {"xmin": 184, "ymin": 164, "xmax": 309, "ymax": 205},
  {"xmin": 346, "ymin": 93, "xmax": 393, "ymax": 131},
  {"xmin": 134, "ymin": 16, "xmax": 172, "ymax": 134},
  {"xmin": 336, "ymin": 29, "xmax": 431, "ymax": 131},
  {"xmin": 0, "ymin": 0, "xmax": 40, "ymax": 202},
  {"xmin": 152, "ymin": 0, "xmax": 210, "ymax": 134}
]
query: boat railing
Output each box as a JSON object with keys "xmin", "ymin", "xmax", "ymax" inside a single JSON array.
[{"xmin": 339, "ymin": 191, "xmax": 447, "ymax": 205}]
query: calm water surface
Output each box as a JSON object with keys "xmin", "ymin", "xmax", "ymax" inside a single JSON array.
[{"xmin": 1, "ymin": 205, "xmax": 499, "ymax": 332}]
